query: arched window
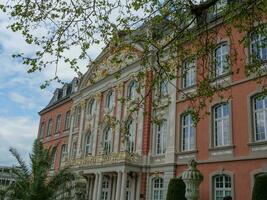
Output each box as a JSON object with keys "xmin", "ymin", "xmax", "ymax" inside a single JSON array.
[
  {"xmin": 182, "ymin": 59, "xmax": 196, "ymax": 88},
  {"xmin": 87, "ymin": 99, "xmax": 96, "ymax": 115},
  {"xmin": 252, "ymin": 94, "xmax": 267, "ymax": 142},
  {"xmin": 181, "ymin": 113, "xmax": 195, "ymax": 151},
  {"xmin": 213, "ymin": 103, "xmax": 230, "ymax": 147},
  {"xmin": 152, "ymin": 177, "xmax": 164, "ymax": 200},
  {"xmin": 125, "ymin": 120, "xmax": 135, "ymax": 153},
  {"xmin": 106, "ymin": 90, "xmax": 114, "ymax": 109},
  {"xmin": 213, "ymin": 174, "xmax": 232, "ymax": 200},
  {"xmin": 155, "ymin": 120, "xmax": 167, "ymax": 155},
  {"xmin": 84, "ymin": 131, "xmax": 92, "ymax": 156},
  {"xmin": 103, "ymin": 127, "xmax": 112, "ymax": 154},
  {"xmin": 50, "ymin": 147, "xmax": 57, "ymax": 170},
  {"xmin": 71, "ymin": 141, "xmax": 77, "ymax": 159},
  {"xmin": 60, "ymin": 144, "xmax": 68, "ymax": 167},
  {"xmin": 128, "ymin": 80, "xmax": 137, "ymax": 100}
]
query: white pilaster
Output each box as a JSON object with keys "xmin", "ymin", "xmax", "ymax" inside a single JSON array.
[
  {"xmin": 92, "ymin": 174, "xmax": 99, "ymax": 200},
  {"xmin": 120, "ymin": 171, "xmax": 127, "ymax": 200},
  {"xmin": 130, "ymin": 175, "xmax": 136, "ymax": 200},
  {"xmin": 111, "ymin": 175, "xmax": 116, "ymax": 200},
  {"xmin": 67, "ymin": 107, "xmax": 75, "ymax": 159},
  {"xmin": 97, "ymin": 173, "xmax": 103, "ymax": 200},
  {"xmin": 77, "ymin": 100, "xmax": 86, "ymax": 158},
  {"xmin": 135, "ymin": 173, "xmax": 141, "ymax": 200},
  {"xmin": 115, "ymin": 172, "xmax": 122, "ymax": 200},
  {"xmin": 114, "ymin": 83, "xmax": 123, "ymax": 153},
  {"xmin": 165, "ymin": 74, "xmax": 177, "ymax": 163},
  {"xmin": 92, "ymin": 93, "xmax": 101, "ymax": 156}
]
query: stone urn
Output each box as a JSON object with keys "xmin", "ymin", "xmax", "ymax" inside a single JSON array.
[{"xmin": 182, "ymin": 159, "xmax": 203, "ymax": 200}]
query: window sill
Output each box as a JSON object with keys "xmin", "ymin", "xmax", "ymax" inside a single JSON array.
[
  {"xmin": 209, "ymin": 145, "xmax": 234, "ymax": 157},
  {"xmin": 248, "ymin": 141, "xmax": 267, "ymax": 153},
  {"xmin": 181, "ymin": 84, "xmax": 196, "ymax": 92},
  {"xmin": 177, "ymin": 149, "xmax": 198, "ymax": 155},
  {"xmin": 209, "ymin": 145, "xmax": 235, "ymax": 151}
]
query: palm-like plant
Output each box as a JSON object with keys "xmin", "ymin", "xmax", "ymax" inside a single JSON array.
[{"xmin": 8, "ymin": 139, "xmax": 75, "ymax": 200}]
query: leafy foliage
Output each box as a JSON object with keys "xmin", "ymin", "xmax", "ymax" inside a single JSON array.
[
  {"xmin": 0, "ymin": 0, "xmax": 267, "ymax": 122},
  {"xmin": 8, "ymin": 139, "xmax": 75, "ymax": 200},
  {"xmin": 166, "ymin": 177, "xmax": 186, "ymax": 200},
  {"xmin": 252, "ymin": 174, "xmax": 267, "ymax": 200}
]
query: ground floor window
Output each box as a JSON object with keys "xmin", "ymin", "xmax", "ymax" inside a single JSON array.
[
  {"xmin": 101, "ymin": 176, "xmax": 110, "ymax": 200},
  {"xmin": 152, "ymin": 177, "xmax": 164, "ymax": 200},
  {"xmin": 213, "ymin": 174, "xmax": 232, "ymax": 200},
  {"xmin": 125, "ymin": 178, "xmax": 131, "ymax": 200}
]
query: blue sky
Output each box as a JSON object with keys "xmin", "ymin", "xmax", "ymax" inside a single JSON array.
[{"xmin": 0, "ymin": 5, "xmax": 99, "ymax": 166}]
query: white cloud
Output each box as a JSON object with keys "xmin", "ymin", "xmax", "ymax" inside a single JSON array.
[
  {"xmin": 8, "ymin": 92, "xmax": 37, "ymax": 109},
  {"xmin": 0, "ymin": 116, "xmax": 38, "ymax": 166}
]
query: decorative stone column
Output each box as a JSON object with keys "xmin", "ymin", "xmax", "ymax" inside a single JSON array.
[
  {"xmin": 67, "ymin": 106, "xmax": 75, "ymax": 159},
  {"xmin": 182, "ymin": 159, "xmax": 203, "ymax": 200},
  {"xmin": 92, "ymin": 92, "xmax": 102, "ymax": 156},
  {"xmin": 92, "ymin": 173, "xmax": 99, "ymax": 200},
  {"xmin": 120, "ymin": 171, "xmax": 127, "ymax": 200},
  {"xmin": 115, "ymin": 171, "xmax": 122, "ymax": 200},
  {"xmin": 77, "ymin": 100, "xmax": 86, "ymax": 158}
]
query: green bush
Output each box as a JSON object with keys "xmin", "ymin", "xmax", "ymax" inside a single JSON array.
[
  {"xmin": 252, "ymin": 174, "xmax": 267, "ymax": 200},
  {"xmin": 166, "ymin": 177, "xmax": 186, "ymax": 200}
]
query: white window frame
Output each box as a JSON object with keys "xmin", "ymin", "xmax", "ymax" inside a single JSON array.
[
  {"xmin": 181, "ymin": 113, "xmax": 195, "ymax": 151},
  {"xmin": 182, "ymin": 60, "xmax": 196, "ymax": 88},
  {"xmin": 71, "ymin": 141, "xmax": 77, "ymax": 159},
  {"xmin": 128, "ymin": 80, "xmax": 137, "ymax": 100},
  {"xmin": 253, "ymin": 95, "xmax": 267, "ymax": 142},
  {"xmin": 64, "ymin": 111, "xmax": 71, "ymax": 129},
  {"xmin": 125, "ymin": 178, "xmax": 132, "ymax": 200},
  {"xmin": 87, "ymin": 99, "xmax": 96, "ymax": 116},
  {"xmin": 50, "ymin": 148, "xmax": 57, "ymax": 170},
  {"xmin": 55, "ymin": 114, "xmax": 61, "ymax": 133},
  {"xmin": 60, "ymin": 144, "xmax": 68, "ymax": 166},
  {"xmin": 103, "ymin": 127, "xmax": 112, "ymax": 154},
  {"xmin": 213, "ymin": 103, "xmax": 230, "ymax": 147},
  {"xmin": 155, "ymin": 120, "xmax": 167, "ymax": 155},
  {"xmin": 125, "ymin": 120, "xmax": 135, "ymax": 153},
  {"xmin": 250, "ymin": 28, "xmax": 267, "ymax": 62},
  {"xmin": 39, "ymin": 123, "xmax": 45, "ymax": 138},
  {"xmin": 84, "ymin": 132, "xmax": 92, "ymax": 156},
  {"xmin": 101, "ymin": 176, "xmax": 111, "ymax": 200},
  {"xmin": 106, "ymin": 90, "xmax": 114, "ymax": 109},
  {"xmin": 152, "ymin": 178, "xmax": 164, "ymax": 200},
  {"xmin": 213, "ymin": 174, "xmax": 232, "ymax": 200},
  {"xmin": 47, "ymin": 119, "xmax": 52, "ymax": 137},
  {"xmin": 214, "ymin": 43, "xmax": 229, "ymax": 78},
  {"xmin": 159, "ymin": 80, "xmax": 168, "ymax": 97}
]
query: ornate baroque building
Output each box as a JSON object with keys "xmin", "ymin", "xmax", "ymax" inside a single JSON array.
[{"xmin": 38, "ymin": 1, "xmax": 267, "ymax": 199}]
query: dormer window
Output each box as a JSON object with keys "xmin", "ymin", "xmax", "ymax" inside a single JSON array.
[
  {"xmin": 214, "ymin": 0, "xmax": 227, "ymax": 13},
  {"xmin": 127, "ymin": 80, "xmax": 137, "ymax": 100},
  {"xmin": 54, "ymin": 90, "xmax": 59, "ymax": 102},
  {"xmin": 105, "ymin": 90, "xmax": 114, "ymax": 109},
  {"xmin": 62, "ymin": 85, "xmax": 68, "ymax": 97}
]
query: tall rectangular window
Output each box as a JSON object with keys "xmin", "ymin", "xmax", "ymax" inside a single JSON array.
[
  {"xmin": 60, "ymin": 144, "xmax": 68, "ymax": 167},
  {"xmin": 182, "ymin": 60, "xmax": 196, "ymax": 88},
  {"xmin": 214, "ymin": 43, "xmax": 229, "ymax": 77},
  {"xmin": 55, "ymin": 114, "xmax": 61, "ymax": 134},
  {"xmin": 213, "ymin": 103, "xmax": 230, "ymax": 147},
  {"xmin": 39, "ymin": 122, "xmax": 45, "ymax": 138},
  {"xmin": 253, "ymin": 95, "xmax": 267, "ymax": 142},
  {"xmin": 64, "ymin": 111, "xmax": 71, "ymax": 129},
  {"xmin": 155, "ymin": 120, "xmax": 167, "ymax": 155},
  {"xmin": 251, "ymin": 29, "xmax": 267, "ymax": 61},
  {"xmin": 47, "ymin": 119, "xmax": 52, "ymax": 137},
  {"xmin": 181, "ymin": 114, "xmax": 195, "ymax": 151}
]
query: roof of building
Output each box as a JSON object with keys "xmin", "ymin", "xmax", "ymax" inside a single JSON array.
[{"xmin": 39, "ymin": 78, "xmax": 79, "ymax": 114}]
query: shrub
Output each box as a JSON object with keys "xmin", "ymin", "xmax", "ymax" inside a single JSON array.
[
  {"xmin": 166, "ymin": 177, "xmax": 186, "ymax": 200},
  {"xmin": 252, "ymin": 174, "xmax": 267, "ymax": 200}
]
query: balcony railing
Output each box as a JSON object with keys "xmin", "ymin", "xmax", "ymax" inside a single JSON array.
[{"xmin": 65, "ymin": 151, "xmax": 142, "ymax": 168}]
